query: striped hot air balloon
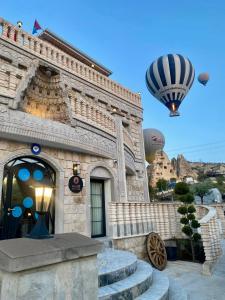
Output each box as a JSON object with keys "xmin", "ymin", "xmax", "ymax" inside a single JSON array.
[{"xmin": 146, "ymin": 54, "xmax": 195, "ymax": 117}]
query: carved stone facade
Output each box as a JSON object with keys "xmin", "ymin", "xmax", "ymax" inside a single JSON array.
[{"xmin": 0, "ymin": 18, "xmax": 149, "ymax": 240}]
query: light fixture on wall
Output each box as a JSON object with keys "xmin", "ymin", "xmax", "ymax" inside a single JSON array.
[
  {"xmin": 73, "ymin": 162, "xmax": 80, "ymax": 176},
  {"xmin": 27, "ymin": 186, "xmax": 53, "ymax": 239}
]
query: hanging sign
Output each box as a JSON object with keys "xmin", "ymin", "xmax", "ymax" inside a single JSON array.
[{"xmin": 68, "ymin": 175, "xmax": 83, "ymax": 193}]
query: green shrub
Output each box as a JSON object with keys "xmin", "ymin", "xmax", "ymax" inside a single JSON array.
[
  {"xmin": 177, "ymin": 206, "xmax": 188, "ymax": 215},
  {"xmin": 182, "ymin": 225, "xmax": 193, "ymax": 236},
  {"xmin": 191, "ymin": 220, "xmax": 201, "ymax": 228},
  {"xmin": 184, "ymin": 193, "xmax": 195, "ymax": 204},
  {"xmin": 174, "ymin": 182, "xmax": 189, "ymax": 195},
  {"xmin": 193, "ymin": 233, "xmax": 201, "ymax": 241},
  {"xmin": 187, "ymin": 205, "xmax": 196, "ymax": 213},
  {"xmin": 180, "ymin": 217, "xmax": 189, "ymax": 225},
  {"xmin": 187, "ymin": 213, "xmax": 195, "ymax": 220}
]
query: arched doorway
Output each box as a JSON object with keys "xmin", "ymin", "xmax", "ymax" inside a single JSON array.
[{"xmin": 0, "ymin": 156, "xmax": 55, "ymax": 239}]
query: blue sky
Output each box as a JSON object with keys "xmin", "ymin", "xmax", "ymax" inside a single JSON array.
[{"xmin": 2, "ymin": 1, "xmax": 225, "ymax": 162}]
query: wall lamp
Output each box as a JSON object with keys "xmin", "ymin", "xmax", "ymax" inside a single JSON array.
[{"xmin": 73, "ymin": 162, "xmax": 80, "ymax": 176}]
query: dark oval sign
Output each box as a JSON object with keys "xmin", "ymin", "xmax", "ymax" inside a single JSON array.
[{"xmin": 68, "ymin": 176, "xmax": 83, "ymax": 193}]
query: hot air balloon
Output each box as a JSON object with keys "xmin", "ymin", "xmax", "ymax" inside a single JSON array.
[
  {"xmin": 146, "ymin": 54, "xmax": 195, "ymax": 117},
  {"xmin": 198, "ymin": 73, "xmax": 209, "ymax": 86},
  {"xmin": 143, "ymin": 128, "xmax": 165, "ymax": 163}
]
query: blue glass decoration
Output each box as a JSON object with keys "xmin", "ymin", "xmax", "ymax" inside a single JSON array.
[
  {"xmin": 33, "ymin": 170, "xmax": 44, "ymax": 181},
  {"xmin": 35, "ymin": 212, "xmax": 39, "ymax": 220},
  {"xmin": 23, "ymin": 197, "xmax": 33, "ymax": 208},
  {"xmin": 31, "ymin": 143, "xmax": 41, "ymax": 155},
  {"xmin": 12, "ymin": 206, "xmax": 22, "ymax": 218},
  {"xmin": 18, "ymin": 168, "xmax": 30, "ymax": 182}
]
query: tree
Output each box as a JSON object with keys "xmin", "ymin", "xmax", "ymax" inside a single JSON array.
[
  {"xmin": 213, "ymin": 176, "xmax": 225, "ymax": 195},
  {"xmin": 148, "ymin": 184, "xmax": 158, "ymax": 201},
  {"xmin": 197, "ymin": 171, "xmax": 208, "ymax": 182},
  {"xmin": 175, "ymin": 182, "xmax": 201, "ymax": 261},
  {"xmin": 191, "ymin": 180, "xmax": 213, "ymax": 204},
  {"xmin": 156, "ymin": 178, "xmax": 168, "ymax": 191}
]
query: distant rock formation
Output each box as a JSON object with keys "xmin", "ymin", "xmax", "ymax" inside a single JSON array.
[
  {"xmin": 173, "ymin": 154, "xmax": 198, "ymax": 179},
  {"xmin": 148, "ymin": 153, "xmax": 196, "ymax": 186},
  {"xmin": 147, "ymin": 151, "xmax": 177, "ymax": 186},
  {"xmin": 147, "ymin": 152, "xmax": 225, "ymax": 187}
]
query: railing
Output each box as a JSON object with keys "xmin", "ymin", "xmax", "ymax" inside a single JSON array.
[
  {"xmin": 110, "ymin": 202, "xmax": 223, "ymax": 271},
  {"xmin": 69, "ymin": 92, "xmax": 116, "ymax": 135},
  {"xmin": 0, "ymin": 19, "xmax": 141, "ymax": 107},
  {"xmin": 109, "ymin": 202, "xmax": 179, "ymax": 239},
  {"xmin": 197, "ymin": 205, "xmax": 222, "ymax": 263}
]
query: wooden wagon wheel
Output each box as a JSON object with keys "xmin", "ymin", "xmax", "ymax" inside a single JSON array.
[{"xmin": 146, "ymin": 232, "xmax": 167, "ymax": 270}]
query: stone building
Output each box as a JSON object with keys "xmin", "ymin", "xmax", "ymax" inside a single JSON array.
[{"xmin": 0, "ymin": 18, "xmax": 149, "ymax": 241}]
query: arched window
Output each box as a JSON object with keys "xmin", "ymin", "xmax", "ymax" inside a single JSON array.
[{"xmin": 1, "ymin": 156, "xmax": 55, "ymax": 239}]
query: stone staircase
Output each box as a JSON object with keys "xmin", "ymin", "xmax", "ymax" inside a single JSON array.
[{"xmin": 97, "ymin": 249, "xmax": 170, "ymax": 300}]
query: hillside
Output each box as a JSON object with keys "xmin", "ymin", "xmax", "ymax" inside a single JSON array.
[{"xmin": 147, "ymin": 152, "xmax": 225, "ymax": 186}]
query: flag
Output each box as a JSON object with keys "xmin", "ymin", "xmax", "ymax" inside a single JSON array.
[{"xmin": 32, "ymin": 19, "xmax": 42, "ymax": 34}]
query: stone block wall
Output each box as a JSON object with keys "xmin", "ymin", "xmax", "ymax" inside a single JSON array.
[{"xmin": 110, "ymin": 202, "xmax": 223, "ymax": 268}]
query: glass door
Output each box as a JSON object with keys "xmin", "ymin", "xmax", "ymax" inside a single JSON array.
[
  {"xmin": 90, "ymin": 180, "xmax": 105, "ymax": 237},
  {"xmin": 0, "ymin": 156, "xmax": 55, "ymax": 239}
]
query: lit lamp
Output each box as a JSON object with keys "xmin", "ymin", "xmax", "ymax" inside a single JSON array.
[
  {"xmin": 27, "ymin": 186, "xmax": 53, "ymax": 239},
  {"xmin": 73, "ymin": 163, "xmax": 80, "ymax": 176}
]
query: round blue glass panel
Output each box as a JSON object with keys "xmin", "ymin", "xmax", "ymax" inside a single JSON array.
[
  {"xmin": 18, "ymin": 168, "xmax": 30, "ymax": 182},
  {"xmin": 23, "ymin": 197, "xmax": 33, "ymax": 208},
  {"xmin": 12, "ymin": 206, "xmax": 22, "ymax": 218},
  {"xmin": 33, "ymin": 170, "xmax": 44, "ymax": 181}
]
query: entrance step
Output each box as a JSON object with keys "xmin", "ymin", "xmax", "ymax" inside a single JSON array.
[
  {"xmin": 98, "ymin": 249, "xmax": 137, "ymax": 286},
  {"xmin": 97, "ymin": 248, "xmax": 186, "ymax": 300},
  {"xmin": 98, "ymin": 260, "xmax": 153, "ymax": 300},
  {"xmin": 136, "ymin": 270, "xmax": 169, "ymax": 300}
]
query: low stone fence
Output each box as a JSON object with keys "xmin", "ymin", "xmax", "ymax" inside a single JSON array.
[
  {"xmin": 197, "ymin": 205, "xmax": 222, "ymax": 274},
  {"xmin": 211, "ymin": 204, "xmax": 225, "ymax": 237},
  {"xmin": 110, "ymin": 202, "xmax": 223, "ymax": 270}
]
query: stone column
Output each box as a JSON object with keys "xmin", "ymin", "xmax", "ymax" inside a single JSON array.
[{"xmin": 113, "ymin": 113, "xmax": 127, "ymax": 202}]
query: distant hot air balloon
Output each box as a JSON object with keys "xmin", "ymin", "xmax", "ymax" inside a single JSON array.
[
  {"xmin": 198, "ymin": 73, "xmax": 209, "ymax": 86},
  {"xmin": 146, "ymin": 54, "xmax": 195, "ymax": 117},
  {"xmin": 143, "ymin": 128, "xmax": 165, "ymax": 163}
]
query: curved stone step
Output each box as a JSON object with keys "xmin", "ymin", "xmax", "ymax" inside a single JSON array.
[
  {"xmin": 136, "ymin": 269, "xmax": 169, "ymax": 300},
  {"xmin": 98, "ymin": 260, "xmax": 153, "ymax": 300},
  {"xmin": 97, "ymin": 249, "xmax": 137, "ymax": 287}
]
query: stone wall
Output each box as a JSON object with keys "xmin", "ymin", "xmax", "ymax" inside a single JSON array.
[
  {"xmin": 110, "ymin": 202, "xmax": 223, "ymax": 270},
  {"xmin": 198, "ymin": 206, "xmax": 223, "ymax": 274}
]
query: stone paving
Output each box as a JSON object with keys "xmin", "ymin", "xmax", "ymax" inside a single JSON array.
[{"xmin": 163, "ymin": 240, "xmax": 225, "ymax": 300}]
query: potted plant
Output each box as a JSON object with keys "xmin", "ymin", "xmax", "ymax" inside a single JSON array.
[{"xmin": 175, "ymin": 182, "xmax": 201, "ymax": 262}]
